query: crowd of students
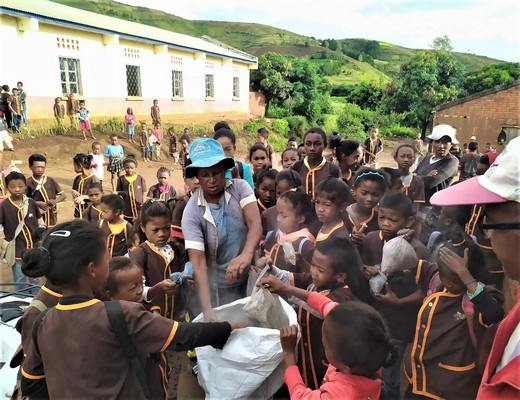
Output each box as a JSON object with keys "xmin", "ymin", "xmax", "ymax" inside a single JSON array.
[{"xmin": 1, "ymin": 121, "xmax": 518, "ymax": 399}]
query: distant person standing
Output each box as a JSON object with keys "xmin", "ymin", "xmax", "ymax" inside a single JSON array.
[
  {"xmin": 257, "ymin": 128, "xmax": 274, "ymax": 167},
  {"xmin": 459, "ymin": 141, "xmax": 480, "ymax": 181},
  {"xmin": 77, "ymin": 100, "xmax": 96, "ymax": 140},
  {"xmin": 66, "ymin": 92, "xmax": 79, "ymax": 129},
  {"xmin": 17, "ymin": 82, "xmax": 27, "ymax": 126},
  {"xmin": 53, "ymin": 97, "xmax": 65, "ymax": 131},
  {"xmin": 150, "ymin": 99, "xmax": 161, "ymax": 126},
  {"xmin": 363, "ymin": 127, "xmax": 383, "ymax": 167},
  {"xmin": 124, "ymin": 107, "xmax": 136, "ymax": 143},
  {"xmin": 0, "ymin": 85, "xmax": 12, "ymax": 130},
  {"xmin": 8, "ymin": 87, "xmax": 22, "ymax": 132}
]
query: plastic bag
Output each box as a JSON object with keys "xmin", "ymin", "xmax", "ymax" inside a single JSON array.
[
  {"xmin": 193, "ymin": 296, "xmax": 298, "ymax": 399},
  {"xmin": 369, "ymin": 270, "xmax": 387, "ymax": 295},
  {"xmin": 380, "ymin": 236, "xmax": 418, "ymax": 275},
  {"xmin": 282, "ymin": 239, "xmax": 296, "ymax": 265}
]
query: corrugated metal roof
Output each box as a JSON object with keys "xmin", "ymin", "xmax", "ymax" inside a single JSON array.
[{"xmin": 0, "ymin": 0, "xmax": 257, "ymax": 64}]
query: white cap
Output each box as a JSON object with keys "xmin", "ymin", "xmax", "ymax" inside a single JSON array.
[{"xmin": 427, "ymin": 124, "xmax": 459, "ymax": 144}]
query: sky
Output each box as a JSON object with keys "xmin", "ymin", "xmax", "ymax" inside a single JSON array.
[{"xmin": 117, "ymin": 0, "xmax": 519, "ymax": 62}]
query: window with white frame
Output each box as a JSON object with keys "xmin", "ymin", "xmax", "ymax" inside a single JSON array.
[
  {"xmin": 172, "ymin": 70, "xmax": 183, "ymax": 98},
  {"xmin": 126, "ymin": 65, "xmax": 142, "ymax": 97},
  {"xmin": 59, "ymin": 57, "xmax": 82, "ymax": 94},
  {"xmin": 233, "ymin": 77, "xmax": 240, "ymax": 98},
  {"xmin": 205, "ymin": 74, "xmax": 214, "ymax": 98}
]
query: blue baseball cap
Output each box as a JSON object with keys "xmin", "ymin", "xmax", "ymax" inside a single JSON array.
[{"xmin": 184, "ymin": 138, "xmax": 235, "ymax": 179}]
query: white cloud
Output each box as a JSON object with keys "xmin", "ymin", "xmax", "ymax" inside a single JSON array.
[{"xmin": 117, "ymin": 0, "xmax": 519, "ymax": 61}]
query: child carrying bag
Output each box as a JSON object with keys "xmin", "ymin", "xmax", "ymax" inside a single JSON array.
[{"xmin": 2, "ymin": 196, "xmax": 29, "ymax": 267}]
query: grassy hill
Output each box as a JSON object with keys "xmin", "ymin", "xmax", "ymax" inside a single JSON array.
[{"xmin": 51, "ymin": 0, "xmax": 503, "ymax": 85}]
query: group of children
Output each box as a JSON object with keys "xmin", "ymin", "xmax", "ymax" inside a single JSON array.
[
  {"xmin": 0, "ymin": 82, "xmax": 27, "ymax": 133},
  {"xmin": 5, "ymin": 123, "xmax": 512, "ymax": 400}
]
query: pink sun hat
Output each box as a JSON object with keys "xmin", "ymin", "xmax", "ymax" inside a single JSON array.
[{"xmin": 431, "ymin": 137, "xmax": 520, "ymax": 206}]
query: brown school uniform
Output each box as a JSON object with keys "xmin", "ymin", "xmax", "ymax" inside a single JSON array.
[
  {"xmin": 292, "ymin": 158, "xmax": 340, "ymax": 199},
  {"xmin": 262, "ymin": 229, "xmax": 314, "ymax": 273},
  {"xmin": 361, "ymin": 230, "xmax": 429, "ymax": 267},
  {"xmin": 99, "ymin": 219, "xmax": 132, "ymax": 258},
  {"xmin": 26, "ymin": 176, "xmax": 64, "ymax": 227},
  {"xmin": 147, "ymin": 184, "xmax": 177, "ymax": 201},
  {"xmin": 315, "ymin": 221, "xmax": 351, "ymax": 244},
  {"xmin": 257, "ymin": 198, "xmax": 273, "ymax": 214},
  {"xmin": 151, "ymin": 105, "xmax": 161, "ymax": 125},
  {"xmin": 404, "ymin": 286, "xmax": 504, "ymax": 399},
  {"xmin": 53, "ymin": 103, "xmax": 65, "ymax": 119},
  {"xmin": 261, "ymin": 206, "xmax": 277, "ymax": 237},
  {"xmin": 401, "ymin": 173, "xmax": 425, "ymax": 205},
  {"xmin": 0, "ymin": 197, "xmax": 40, "ymax": 258},
  {"xmin": 171, "ymin": 194, "xmax": 190, "ymax": 240},
  {"xmin": 72, "ymin": 173, "xmax": 99, "ymax": 219},
  {"xmin": 169, "ymin": 135, "xmax": 177, "ymax": 156},
  {"xmin": 116, "ymin": 174, "xmax": 147, "ymax": 220},
  {"xmin": 292, "ymin": 274, "xmax": 357, "ymax": 390},
  {"xmin": 129, "ymin": 240, "xmax": 187, "ymax": 320},
  {"xmin": 21, "ymin": 296, "xmax": 232, "ymax": 399},
  {"xmin": 343, "ymin": 207, "xmax": 380, "ymax": 237},
  {"xmin": 82, "ymin": 204, "xmax": 102, "ymax": 224},
  {"xmin": 363, "ymin": 137, "xmax": 383, "ymax": 165}
]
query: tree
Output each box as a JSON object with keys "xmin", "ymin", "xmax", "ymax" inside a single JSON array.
[
  {"xmin": 345, "ymin": 81, "xmax": 383, "ymax": 110},
  {"xmin": 383, "ymin": 50, "xmax": 464, "ymax": 136},
  {"xmin": 430, "ymin": 35, "xmax": 454, "ymax": 52},
  {"xmin": 464, "ymin": 62, "xmax": 520, "ymax": 95},
  {"xmin": 250, "ymin": 53, "xmax": 293, "ymax": 116}
]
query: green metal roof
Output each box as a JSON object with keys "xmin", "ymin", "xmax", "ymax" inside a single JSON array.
[{"xmin": 0, "ymin": 0, "xmax": 257, "ymax": 64}]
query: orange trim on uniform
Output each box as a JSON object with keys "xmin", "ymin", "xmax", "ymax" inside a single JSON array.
[
  {"xmin": 303, "ymin": 157, "xmax": 327, "ymax": 199},
  {"xmin": 146, "ymin": 241, "xmax": 175, "ymax": 318},
  {"xmin": 160, "ymin": 321, "xmax": 179, "ymax": 352},
  {"xmin": 466, "ymin": 205, "xmax": 483, "ymax": 236},
  {"xmin": 41, "ymin": 285, "xmax": 62, "ymax": 298},
  {"xmin": 56, "ymin": 299, "xmax": 101, "ymax": 310},
  {"xmin": 257, "ymin": 199, "xmax": 267, "ymax": 211},
  {"xmin": 306, "ymin": 311, "xmax": 319, "ymax": 389},
  {"xmin": 297, "ymin": 306, "xmax": 308, "ymax": 386},
  {"xmin": 21, "ymin": 368, "xmax": 45, "ymax": 380},
  {"xmin": 347, "ymin": 207, "xmax": 375, "ymax": 233},
  {"xmin": 438, "ymin": 362, "xmax": 476, "ymax": 372},
  {"xmin": 415, "ymin": 260, "xmax": 424, "ymax": 285},
  {"xmin": 316, "ymin": 221, "xmax": 345, "ymax": 242},
  {"xmin": 76, "ymin": 173, "xmax": 94, "ymax": 219}
]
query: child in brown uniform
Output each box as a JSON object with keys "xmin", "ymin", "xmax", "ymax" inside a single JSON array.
[
  {"xmin": 71, "ymin": 153, "xmax": 99, "ymax": 219},
  {"xmin": 0, "ymin": 171, "xmax": 43, "ymax": 287},
  {"xmin": 257, "ymin": 191, "xmax": 315, "ymax": 273},
  {"xmin": 99, "ymin": 194, "xmax": 133, "ymax": 258},
  {"xmin": 171, "ymin": 162, "xmax": 199, "ymax": 242},
  {"xmin": 292, "ymin": 127, "xmax": 340, "ymax": 199},
  {"xmin": 116, "ymin": 156, "xmax": 147, "ymax": 222},
  {"xmin": 404, "ymin": 240, "xmax": 504, "ymax": 400},
  {"xmin": 147, "ymin": 167, "xmax": 177, "ymax": 201},
  {"xmin": 314, "ymin": 177, "xmax": 351, "ymax": 243},
  {"xmin": 335, "ymin": 139, "xmax": 362, "ymax": 188},
  {"xmin": 129, "ymin": 200, "xmax": 187, "ymax": 400},
  {"xmin": 150, "ymin": 99, "xmax": 161, "ymax": 126},
  {"xmin": 259, "ymin": 238, "xmax": 368, "ymax": 391},
  {"xmin": 20, "ymin": 220, "xmax": 239, "ymax": 399},
  {"xmin": 393, "ymin": 144, "xmax": 425, "ymax": 212},
  {"xmin": 27, "ymin": 154, "xmax": 66, "ymax": 227},
  {"xmin": 82, "ymin": 182, "xmax": 103, "ymax": 224},
  {"xmin": 344, "ymin": 167, "xmax": 389, "ymax": 246},
  {"xmin": 255, "ymin": 168, "xmax": 277, "ymax": 213}
]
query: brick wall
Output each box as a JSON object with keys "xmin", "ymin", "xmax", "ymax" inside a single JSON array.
[
  {"xmin": 434, "ymin": 84, "xmax": 520, "ymax": 146},
  {"xmin": 249, "ymin": 92, "xmax": 266, "ymax": 117}
]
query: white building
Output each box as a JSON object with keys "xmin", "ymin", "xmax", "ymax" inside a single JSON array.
[{"xmin": 0, "ymin": 0, "xmax": 258, "ymax": 122}]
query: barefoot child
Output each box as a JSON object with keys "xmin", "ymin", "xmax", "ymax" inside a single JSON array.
[
  {"xmin": 71, "ymin": 153, "xmax": 99, "ymax": 219},
  {"xmin": 90, "ymin": 141, "xmax": 107, "ymax": 187},
  {"xmin": 52, "ymin": 97, "xmax": 65, "ymax": 132},
  {"xmin": 139, "ymin": 122, "xmax": 149, "ymax": 162},
  {"xmin": 147, "ymin": 167, "xmax": 177, "ymax": 201},
  {"xmin": 150, "ymin": 99, "xmax": 160, "ymax": 126},
  {"xmin": 77, "ymin": 100, "xmax": 96, "ymax": 140},
  {"xmin": 168, "ymin": 128, "xmax": 177, "ymax": 160},
  {"xmin": 255, "ymin": 168, "xmax": 277, "ymax": 212},
  {"xmin": 115, "ymin": 156, "xmax": 147, "ymax": 222},
  {"xmin": 82, "ymin": 182, "xmax": 103, "ymax": 224},
  {"xmin": 105, "ymin": 134, "xmax": 124, "ymax": 191},
  {"xmin": 27, "ymin": 154, "xmax": 66, "ymax": 227},
  {"xmin": 20, "ymin": 220, "xmax": 240, "ymax": 399},
  {"xmin": 99, "ymin": 194, "xmax": 132, "ymax": 258},
  {"xmin": 261, "ymin": 238, "xmax": 395, "ymax": 399},
  {"xmin": 124, "ymin": 107, "xmax": 136, "ymax": 143},
  {"xmin": 152, "ymin": 123, "xmax": 164, "ymax": 160}
]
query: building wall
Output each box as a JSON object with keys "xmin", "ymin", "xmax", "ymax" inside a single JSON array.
[
  {"xmin": 434, "ymin": 84, "xmax": 520, "ymax": 146},
  {"xmin": 0, "ymin": 14, "xmax": 253, "ymax": 122}
]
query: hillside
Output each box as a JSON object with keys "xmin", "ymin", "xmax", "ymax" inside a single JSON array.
[{"xmin": 50, "ymin": 0, "xmax": 503, "ymax": 85}]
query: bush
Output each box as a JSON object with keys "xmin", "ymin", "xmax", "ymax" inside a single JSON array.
[
  {"xmin": 285, "ymin": 116, "xmax": 308, "ymax": 135},
  {"xmin": 271, "ymin": 119, "xmax": 290, "ymax": 136},
  {"xmin": 266, "ymin": 104, "xmax": 290, "ymax": 119},
  {"xmin": 336, "ymin": 113, "xmax": 365, "ymax": 141},
  {"xmin": 379, "ymin": 124, "xmax": 416, "ymax": 138}
]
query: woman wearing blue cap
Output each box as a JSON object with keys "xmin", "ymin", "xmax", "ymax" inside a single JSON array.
[{"xmin": 181, "ymin": 138, "xmax": 262, "ymax": 321}]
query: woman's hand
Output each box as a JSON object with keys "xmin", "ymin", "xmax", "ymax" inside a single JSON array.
[
  {"xmin": 363, "ymin": 265, "xmax": 379, "ymax": 279},
  {"xmin": 280, "ymin": 325, "xmax": 298, "ymax": 366},
  {"xmin": 226, "ymin": 253, "xmax": 252, "ymax": 283},
  {"xmin": 259, "ymin": 275, "xmax": 287, "ymax": 293}
]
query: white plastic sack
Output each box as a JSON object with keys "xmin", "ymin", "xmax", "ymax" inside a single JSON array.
[
  {"xmin": 193, "ymin": 296, "xmax": 298, "ymax": 400},
  {"xmin": 369, "ymin": 270, "xmax": 387, "ymax": 295},
  {"xmin": 380, "ymin": 236, "xmax": 418, "ymax": 275}
]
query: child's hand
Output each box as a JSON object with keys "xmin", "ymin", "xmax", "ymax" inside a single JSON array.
[
  {"xmin": 363, "ymin": 265, "xmax": 379, "ymax": 279},
  {"xmin": 397, "ymin": 229, "xmax": 415, "ymax": 241},
  {"xmin": 154, "ymin": 279, "xmax": 178, "ymax": 295},
  {"xmin": 254, "ymin": 256, "xmax": 272, "ymax": 272},
  {"xmin": 351, "ymin": 232, "xmax": 365, "ymax": 247},
  {"xmin": 280, "ymin": 325, "xmax": 298, "ymax": 366},
  {"xmin": 439, "ymin": 247, "xmax": 469, "ymax": 279},
  {"xmin": 35, "ymin": 201, "xmax": 48, "ymax": 210},
  {"xmin": 259, "ymin": 275, "xmax": 286, "ymax": 293},
  {"xmin": 71, "ymin": 190, "xmax": 80, "ymax": 198},
  {"xmin": 375, "ymin": 283, "xmax": 401, "ymax": 305}
]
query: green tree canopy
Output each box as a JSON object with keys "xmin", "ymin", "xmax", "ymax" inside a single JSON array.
[
  {"xmin": 463, "ymin": 62, "xmax": 520, "ymax": 95},
  {"xmin": 383, "ymin": 50, "xmax": 464, "ymax": 136}
]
